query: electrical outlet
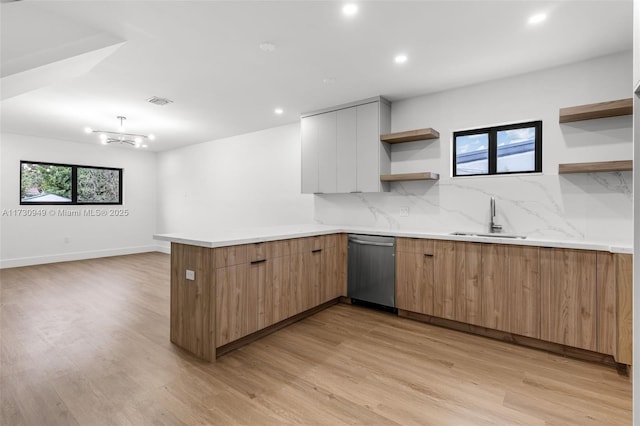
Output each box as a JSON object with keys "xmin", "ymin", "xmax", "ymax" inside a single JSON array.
[
  {"xmin": 400, "ymin": 207, "xmax": 409, "ymax": 217},
  {"xmin": 185, "ymin": 270, "xmax": 195, "ymax": 281}
]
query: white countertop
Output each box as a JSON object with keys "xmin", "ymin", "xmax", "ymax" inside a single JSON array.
[{"xmin": 153, "ymin": 224, "xmax": 632, "ymax": 254}]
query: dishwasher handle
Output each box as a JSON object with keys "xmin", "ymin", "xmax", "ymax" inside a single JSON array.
[{"xmin": 349, "ymin": 238, "xmax": 395, "ymax": 248}]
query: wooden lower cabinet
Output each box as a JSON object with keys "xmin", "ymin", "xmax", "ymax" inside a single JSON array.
[
  {"xmin": 215, "ymin": 234, "xmax": 345, "ymax": 349},
  {"xmin": 396, "ymin": 239, "xmax": 482, "ymax": 325},
  {"xmin": 396, "ymin": 250, "xmax": 434, "ymax": 315},
  {"xmin": 540, "ymin": 248, "xmax": 597, "ymax": 352},
  {"xmin": 481, "ymin": 244, "xmax": 540, "ymax": 338},
  {"xmin": 396, "ymin": 239, "xmax": 628, "ymax": 360},
  {"xmin": 215, "ymin": 263, "xmax": 250, "ymax": 347},
  {"xmin": 433, "ymin": 241, "xmax": 482, "ymax": 326},
  {"xmin": 616, "ymin": 254, "xmax": 633, "ymax": 364},
  {"xmin": 170, "ymin": 243, "xmax": 216, "ymax": 361},
  {"xmin": 266, "ymin": 255, "xmax": 291, "ymax": 325}
]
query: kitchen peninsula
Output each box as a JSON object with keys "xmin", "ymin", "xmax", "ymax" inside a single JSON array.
[{"xmin": 155, "ymin": 225, "xmax": 632, "ymax": 368}]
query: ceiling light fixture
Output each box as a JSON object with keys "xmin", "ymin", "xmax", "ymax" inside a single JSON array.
[
  {"xmin": 528, "ymin": 13, "xmax": 547, "ymax": 24},
  {"xmin": 85, "ymin": 116, "xmax": 154, "ymax": 148},
  {"xmin": 147, "ymin": 96, "xmax": 173, "ymax": 106},
  {"xmin": 274, "ymin": 108, "xmax": 284, "ymax": 115},
  {"xmin": 394, "ymin": 54, "xmax": 408, "ymax": 64},
  {"xmin": 259, "ymin": 42, "xmax": 276, "ymax": 52},
  {"xmin": 343, "ymin": 4, "xmax": 358, "ymax": 16}
]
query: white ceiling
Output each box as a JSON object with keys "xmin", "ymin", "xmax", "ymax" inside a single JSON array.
[{"xmin": 0, "ymin": 0, "xmax": 633, "ymax": 152}]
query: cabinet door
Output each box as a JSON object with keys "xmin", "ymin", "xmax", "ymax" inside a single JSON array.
[
  {"xmin": 616, "ymin": 253, "xmax": 632, "ymax": 364},
  {"xmin": 481, "ymin": 244, "xmax": 540, "ymax": 337},
  {"xmin": 396, "ymin": 250, "xmax": 434, "ymax": 315},
  {"xmin": 433, "ymin": 240, "xmax": 456, "ymax": 320},
  {"xmin": 215, "ymin": 264, "xmax": 248, "ymax": 347},
  {"xmin": 596, "ymin": 252, "xmax": 616, "ymax": 356},
  {"xmin": 336, "ymin": 107, "xmax": 357, "ymax": 193},
  {"xmin": 481, "ymin": 244, "xmax": 509, "ymax": 331},
  {"xmin": 321, "ymin": 246, "xmax": 339, "ymax": 303},
  {"xmin": 301, "ymin": 115, "xmax": 319, "ymax": 194},
  {"xmin": 317, "ymin": 111, "xmax": 337, "ymax": 193},
  {"xmin": 433, "ymin": 241, "xmax": 482, "ymax": 325},
  {"xmin": 289, "ymin": 250, "xmax": 322, "ymax": 315},
  {"xmin": 507, "ymin": 245, "xmax": 540, "ymax": 338},
  {"xmin": 356, "ymin": 102, "xmax": 380, "ymax": 193},
  {"xmin": 541, "ymin": 248, "xmax": 597, "ymax": 351},
  {"xmin": 266, "ymin": 256, "xmax": 291, "ymax": 326},
  {"xmin": 249, "ymin": 260, "xmax": 266, "ymax": 332}
]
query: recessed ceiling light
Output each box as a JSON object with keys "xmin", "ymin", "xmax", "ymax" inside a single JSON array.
[
  {"xmin": 394, "ymin": 54, "xmax": 408, "ymax": 64},
  {"xmin": 274, "ymin": 108, "xmax": 284, "ymax": 115},
  {"xmin": 84, "ymin": 126, "xmax": 92, "ymax": 134},
  {"xmin": 148, "ymin": 134, "xmax": 156, "ymax": 140},
  {"xmin": 528, "ymin": 13, "xmax": 547, "ymax": 24},
  {"xmin": 259, "ymin": 42, "xmax": 276, "ymax": 52},
  {"xmin": 142, "ymin": 144, "xmax": 148, "ymax": 148},
  {"xmin": 343, "ymin": 4, "xmax": 358, "ymax": 16}
]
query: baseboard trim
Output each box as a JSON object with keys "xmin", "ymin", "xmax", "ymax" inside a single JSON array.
[{"xmin": 0, "ymin": 245, "xmax": 167, "ymax": 269}]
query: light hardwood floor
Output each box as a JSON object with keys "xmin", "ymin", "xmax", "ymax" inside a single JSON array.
[{"xmin": 1, "ymin": 253, "xmax": 632, "ymax": 425}]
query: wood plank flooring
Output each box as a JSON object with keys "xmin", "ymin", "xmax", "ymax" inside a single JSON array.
[{"xmin": 1, "ymin": 253, "xmax": 632, "ymax": 425}]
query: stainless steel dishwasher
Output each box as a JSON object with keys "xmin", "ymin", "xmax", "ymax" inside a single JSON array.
[{"xmin": 347, "ymin": 234, "xmax": 396, "ymax": 308}]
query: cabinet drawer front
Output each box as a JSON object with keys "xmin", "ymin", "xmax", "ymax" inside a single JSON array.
[
  {"xmin": 396, "ymin": 237, "xmax": 434, "ymax": 255},
  {"xmin": 320, "ymin": 234, "xmax": 339, "ymax": 249},
  {"xmin": 288, "ymin": 236, "xmax": 323, "ymax": 254},
  {"xmin": 247, "ymin": 242, "xmax": 267, "ymax": 262},
  {"xmin": 215, "ymin": 245, "xmax": 248, "ymax": 268}
]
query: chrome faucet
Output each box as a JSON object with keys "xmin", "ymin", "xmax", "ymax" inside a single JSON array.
[{"xmin": 490, "ymin": 197, "xmax": 503, "ymax": 233}]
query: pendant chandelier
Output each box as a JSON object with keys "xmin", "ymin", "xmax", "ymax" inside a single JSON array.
[{"xmin": 84, "ymin": 116, "xmax": 155, "ymax": 148}]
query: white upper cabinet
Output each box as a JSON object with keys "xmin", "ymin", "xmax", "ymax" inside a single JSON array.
[
  {"xmin": 301, "ymin": 113, "xmax": 319, "ymax": 193},
  {"xmin": 301, "ymin": 97, "xmax": 391, "ymax": 194},
  {"xmin": 317, "ymin": 111, "xmax": 338, "ymax": 193},
  {"xmin": 336, "ymin": 107, "xmax": 357, "ymax": 193}
]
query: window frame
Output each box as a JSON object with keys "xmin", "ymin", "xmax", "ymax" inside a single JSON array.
[
  {"xmin": 19, "ymin": 160, "xmax": 123, "ymax": 205},
  {"xmin": 452, "ymin": 120, "xmax": 542, "ymax": 177}
]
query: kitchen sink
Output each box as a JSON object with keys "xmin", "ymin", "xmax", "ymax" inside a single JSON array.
[{"xmin": 450, "ymin": 231, "xmax": 527, "ymax": 239}]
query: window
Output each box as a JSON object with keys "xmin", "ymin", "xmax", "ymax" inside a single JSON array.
[
  {"xmin": 453, "ymin": 121, "xmax": 542, "ymax": 177},
  {"xmin": 20, "ymin": 161, "xmax": 123, "ymax": 205}
]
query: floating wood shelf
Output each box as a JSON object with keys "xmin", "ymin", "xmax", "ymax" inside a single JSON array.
[
  {"xmin": 381, "ymin": 128, "xmax": 440, "ymax": 143},
  {"xmin": 559, "ymin": 98, "xmax": 632, "ymax": 123},
  {"xmin": 380, "ymin": 172, "xmax": 440, "ymax": 182},
  {"xmin": 558, "ymin": 160, "xmax": 632, "ymax": 174}
]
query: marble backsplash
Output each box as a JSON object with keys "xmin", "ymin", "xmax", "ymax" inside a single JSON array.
[{"xmin": 314, "ymin": 171, "xmax": 633, "ymax": 246}]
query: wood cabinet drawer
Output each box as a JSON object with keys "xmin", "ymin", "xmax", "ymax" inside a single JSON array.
[
  {"xmin": 396, "ymin": 237, "xmax": 434, "ymax": 255},
  {"xmin": 215, "ymin": 234, "xmax": 342, "ymax": 268},
  {"xmin": 215, "ymin": 245, "xmax": 248, "ymax": 268}
]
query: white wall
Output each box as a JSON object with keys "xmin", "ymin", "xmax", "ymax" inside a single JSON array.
[
  {"xmin": 315, "ymin": 51, "xmax": 633, "ymax": 246},
  {"xmin": 0, "ymin": 133, "xmax": 158, "ymax": 268},
  {"xmin": 156, "ymin": 123, "xmax": 314, "ymax": 242}
]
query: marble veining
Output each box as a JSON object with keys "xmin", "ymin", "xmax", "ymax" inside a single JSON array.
[{"xmin": 314, "ymin": 171, "xmax": 632, "ymax": 247}]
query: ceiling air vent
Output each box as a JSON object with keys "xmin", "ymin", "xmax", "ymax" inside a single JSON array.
[{"xmin": 147, "ymin": 96, "xmax": 173, "ymax": 106}]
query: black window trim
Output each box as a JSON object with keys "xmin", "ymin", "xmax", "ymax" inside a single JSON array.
[
  {"xmin": 453, "ymin": 120, "xmax": 542, "ymax": 177},
  {"xmin": 19, "ymin": 160, "xmax": 123, "ymax": 205}
]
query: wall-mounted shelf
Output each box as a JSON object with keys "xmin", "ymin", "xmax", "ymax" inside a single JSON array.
[
  {"xmin": 381, "ymin": 128, "xmax": 440, "ymax": 143},
  {"xmin": 559, "ymin": 98, "xmax": 632, "ymax": 123},
  {"xmin": 380, "ymin": 172, "xmax": 440, "ymax": 182},
  {"xmin": 558, "ymin": 160, "xmax": 632, "ymax": 174}
]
